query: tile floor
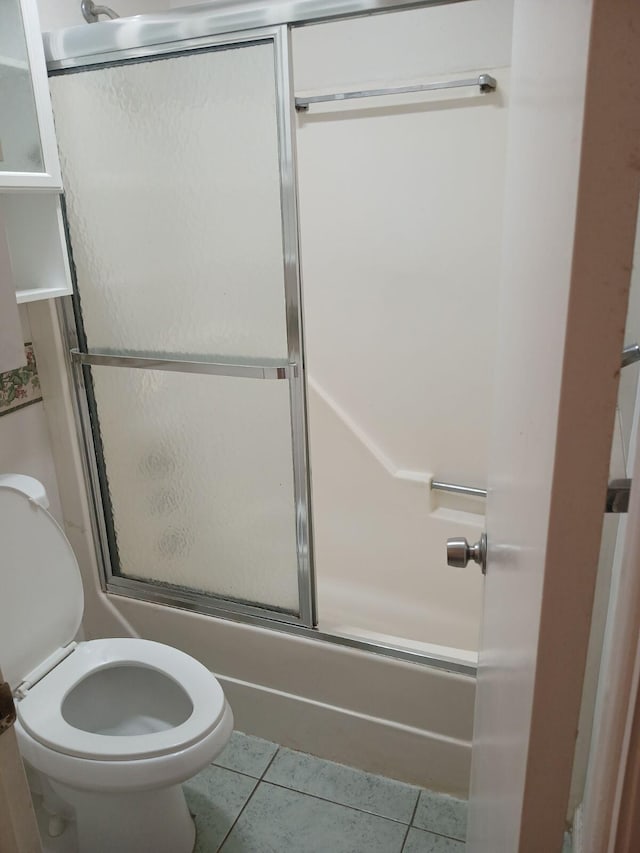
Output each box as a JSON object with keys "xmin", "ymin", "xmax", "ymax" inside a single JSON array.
[{"xmin": 183, "ymin": 731, "xmax": 468, "ymax": 853}]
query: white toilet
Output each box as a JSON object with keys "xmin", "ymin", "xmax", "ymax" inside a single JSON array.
[{"xmin": 0, "ymin": 474, "xmax": 234, "ymax": 853}]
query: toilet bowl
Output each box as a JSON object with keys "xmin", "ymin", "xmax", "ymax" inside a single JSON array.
[{"xmin": 0, "ymin": 475, "xmax": 234, "ymax": 853}]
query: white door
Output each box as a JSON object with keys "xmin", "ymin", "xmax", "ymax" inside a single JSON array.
[
  {"xmin": 0, "ymin": 666, "xmax": 40, "ymax": 852},
  {"xmin": 467, "ymin": 0, "xmax": 640, "ymax": 851}
]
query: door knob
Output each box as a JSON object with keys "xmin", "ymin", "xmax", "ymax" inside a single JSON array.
[{"xmin": 447, "ymin": 533, "xmax": 487, "ymax": 574}]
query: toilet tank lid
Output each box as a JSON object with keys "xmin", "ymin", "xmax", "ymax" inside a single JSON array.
[{"xmin": 0, "ymin": 476, "xmax": 84, "ymax": 691}]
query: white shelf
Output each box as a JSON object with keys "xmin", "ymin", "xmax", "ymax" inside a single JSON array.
[
  {"xmin": 2, "ymin": 194, "xmax": 73, "ymax": 304},
  {"xmin": 0, "ymin": 55, "xmax": 29, "ymax": 72},
  {"xmin": 16, "ymin": 284, "xmax": 71, "ymax": 304}
]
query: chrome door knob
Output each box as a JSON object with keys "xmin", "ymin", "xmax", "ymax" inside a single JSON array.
[{"xmin": 447, "ymin": 532, "xmax": 487, "ymax": 574}]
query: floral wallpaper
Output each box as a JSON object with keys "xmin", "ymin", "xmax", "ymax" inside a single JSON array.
[{"xmin": 0, "ymin": 343, "xmax": 42, "ymax": 417}]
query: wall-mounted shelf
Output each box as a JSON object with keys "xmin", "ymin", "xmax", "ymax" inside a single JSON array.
[
  {"xmin": 1, "ymin": 194, "xmax": 73, "ymax": 304},
  {"xmin": 0, "ymin": 2, "xmax": 70, "ymax": 306},
  {"xmin": 16, "ymin": 285, "xmax": 71, "ymax": 304}
]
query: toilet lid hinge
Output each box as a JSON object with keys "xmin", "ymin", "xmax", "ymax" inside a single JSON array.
[{"xmin": 14, "ymin": 642, "xmax": 78, "ymax": 700}]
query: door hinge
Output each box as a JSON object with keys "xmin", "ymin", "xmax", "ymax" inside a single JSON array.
[{"xmin": 0, "ymin": 682, "xmax": 17, "ymax": 736}]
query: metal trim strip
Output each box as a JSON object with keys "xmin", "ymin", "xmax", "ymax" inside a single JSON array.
[
  {"xmin": 274, "ymin": 26, "xmax": 317, "ymax": 627},
  {"xmin": 70, "ymin": 349, "xmax": 292, "ymax": 380}
]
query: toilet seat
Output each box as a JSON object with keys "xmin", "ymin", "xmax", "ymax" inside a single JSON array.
[
  {"xmin": 0, "ymin": 475, "xmax": 84, "ymax": 692},
  {"xmin": 17, "ymin": 637, "xmax": 227, "ymax": 761},
  {"xmin": 0, "ymin": 475, "xmax": 228, "ymax": 764},
  {"xmin": 2, "ymin": 474, "xmax": 234, "ymax": 850}
]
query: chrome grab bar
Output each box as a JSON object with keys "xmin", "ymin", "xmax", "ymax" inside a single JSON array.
[
  {"xmin": 295, "ymin": 74, "xmax": 497, "ymax": 112},
  {"xmin": 431, "ymin": 480, "xmax": 487, "ymax": 499},
  {"xmin": 433, "ymin": 477, "xmax": 632, "ymax": 511}
]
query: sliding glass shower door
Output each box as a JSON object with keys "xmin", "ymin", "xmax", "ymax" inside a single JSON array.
[{"xmin": 49, "ymin": 28, "xmax": 314, "ymax": 624}]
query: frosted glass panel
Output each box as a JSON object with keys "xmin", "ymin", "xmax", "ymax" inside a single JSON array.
[
  {"xmin": 49, "ymin": 43, "xmax": 287, "ymax": 359},
  {"xmin": 0, "ymin": 0, "xmax": 44, "ymax": 172},
  {"xmin": 90, "ymin": 366, "xmax": 299, "ymax": 612}
]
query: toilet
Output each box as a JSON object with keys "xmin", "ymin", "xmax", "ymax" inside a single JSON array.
[{"xmin": 0, "ymin": 474, "xmax": 234, "ymax": 853}]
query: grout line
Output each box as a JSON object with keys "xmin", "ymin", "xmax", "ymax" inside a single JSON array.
[
  {"xmin": 210, "ymin": 760, "xmax": 260, "ymax": 780},
  {"xmin": 211, "ymin": 739, "xmax": 422, "ymax": 827},
  {"xmin": 259, "ymin": 746, "xmax": 281, "ymax": 779},
  {"xmin": 212, "ymin": 749, "xmax": 280, "ymax": 781},
  {"xmin": 208, "ymin": 738, "xmax": 467, "ymax": 847},
  {"xmin": 411, "ymin": 825, "xmax": 467, "ymax": 844},
  {"xmin": 400, "ymin": 789, "xmax": 422, "ymax": 851},
  {"xmin": 256, "ymin": 778, "xmax": 417, "ymax": 826},
  {"xmin": 215, "ymin": 746, "xmax": 281, "ymax": 852},
  {"xmin": 215, "ymin": 776, "xmax": 261, "ymax": 853}
]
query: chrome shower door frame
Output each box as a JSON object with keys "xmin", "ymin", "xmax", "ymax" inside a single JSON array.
[{"xmin": 57, "ymin": 25, "xmax": 317, "ymax": 628}]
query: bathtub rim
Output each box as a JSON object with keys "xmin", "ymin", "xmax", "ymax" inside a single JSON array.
[{"xmin": 106, "ymin": 578, "xmax": 477, "ymax": 676}]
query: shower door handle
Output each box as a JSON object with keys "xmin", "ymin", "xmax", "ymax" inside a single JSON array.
[{"xmin": 446, "ymin": 533, "xmax": 487, "ymax": 575}]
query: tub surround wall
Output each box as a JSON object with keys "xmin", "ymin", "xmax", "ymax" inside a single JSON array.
[
  {"xmin": 307, "ymin": 379, "xmax": 484, "ymax": 651},
  {"xmin": 291, "ymin": 0, "xmax": 512, "ymax": 649}
]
